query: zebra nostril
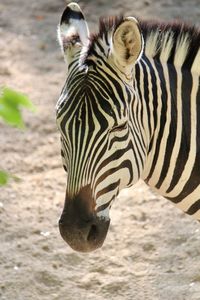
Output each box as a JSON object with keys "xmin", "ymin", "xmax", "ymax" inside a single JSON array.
[{"xmin": 87, "ymin": 224, "xmax": 98, "ymax": 242}]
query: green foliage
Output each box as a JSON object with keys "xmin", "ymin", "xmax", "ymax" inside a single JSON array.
[
  {"xmin": 0, "ymin": 87, "xmax": 35, "ymax": 128},
  {"xmin": 0, "ymin": 170, "xmax": 9, "ymax": 186},
  {"xmin": 0, "ymin": 170, "xmax": 20, "ymax": 186},
  {"xmin": 0, "ymin": 87, "xmax": 35, "ymax": 185}
]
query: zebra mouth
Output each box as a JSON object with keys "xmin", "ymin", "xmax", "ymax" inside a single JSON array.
[{"xmin": 59, "ymin": 214, "xmax": 110, "ymax": 252}]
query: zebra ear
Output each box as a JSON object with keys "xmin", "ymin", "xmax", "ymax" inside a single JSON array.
[
  {"xmin": 111, "ymin": 17, "xmax": 143, "ymax": 72},
  {"xmin": 57, "ymin": 2, "xmax": 90, "ymax": 66}
]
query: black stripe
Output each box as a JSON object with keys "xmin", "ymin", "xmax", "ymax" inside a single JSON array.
[
  {"xmin": 140, "ymin": 60, "xmax": 152, "ymax": 136},
  {"xmin": 128, "ymin": 124, "xmax": 145, "ymax": 168},
  {"xmin": 135, "ymin": 64, "xmax": 145, "ymax": 132},
  {"xmin": 196, "ymin": 78, "xmax": 200, "ymax": 157},
  {"xmin": 186, "ymin": 199, "xmax": 200, "ymax": 215},
  {"xmin": 155, "ymin": 63, "xmax": 177, "ymax": 188},
  {"xmin": 94, "ymin": 158, "xmax": 134, "ymax": 190},
  {"xmin": 96, "ymin": 179, "xmax": 120, "ymax": 199},
  {"xmin": 166, "ymin": 69, "xmax": 192, "ymax": 193},
  {"xmin": 96, "ymin": 195, "xmax": 115, "ymax": 213},
  {"xmin": 144, "ymin": 56, "xmax": 158, "ymax": 130},
  {"xmin": 168, "ymin": 80, "xmax": 200, "ymax": 203},
  {"xmin": 88, "ymin": 139, "xmax": 108, "ymax": 179},
  {"xmin": 145, "ymin": 60, "xmax": 168, "ymax": 182},
  {"xmin": 108, "ymin": 130, "xmax": 129, "ymax": 150}
]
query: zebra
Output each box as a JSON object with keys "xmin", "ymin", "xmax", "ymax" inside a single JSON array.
[{"xmin": 56, "ymin": 2, "xmax": 200, "ymax": 252}]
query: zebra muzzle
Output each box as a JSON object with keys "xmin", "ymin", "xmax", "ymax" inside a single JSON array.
[
  {"xmin": 58, "ymin": 185, "xmax": 110, "ymax": 252},
  {"xmin": 59, "ymin": 213, "xmax": 110, "ymax": 252}
]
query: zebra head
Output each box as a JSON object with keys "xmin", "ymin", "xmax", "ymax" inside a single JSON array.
[{"xmin": 56, "ymin": 3, "xmax": 144, "ymax": 252}]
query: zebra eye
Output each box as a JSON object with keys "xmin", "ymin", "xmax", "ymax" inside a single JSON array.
[{"xmin": 110, "ymin": 121, "xmax": 128, "ymax": 133}]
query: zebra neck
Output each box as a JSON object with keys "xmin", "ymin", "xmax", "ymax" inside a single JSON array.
[{"xmin": 137, "ymin": 55, "xmax": 200, "ymax": 219}]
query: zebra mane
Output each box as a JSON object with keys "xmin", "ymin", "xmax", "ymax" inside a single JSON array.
[
  {"xmin": 84, "ymin": 15, "xmax": 124, "ymax": 61},
  {"xmin": 141, "ymin": 20, "xmax": 200, "ymax": 72},
  {"xmin": 85, "ymin": 16, "xmax": 200, "ymax": 73}
]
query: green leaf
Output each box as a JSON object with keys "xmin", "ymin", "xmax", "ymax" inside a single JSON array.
[
  {"xmin": 0, "ymin": 102, "xmax": 24, "ymax": 128},
  {"xmin": 0, "ymin": 170, "xmax": 21, "ymax": 186},
  {"xmin": 0, "ymin": 87, "xmax": 36, "ymax": 128},
  {"xmin": 0, "ymin": 170, "xmax": 9, "ymax": 186}
]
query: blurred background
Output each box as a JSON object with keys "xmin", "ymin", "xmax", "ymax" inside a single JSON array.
[{"xmin": 0, "ymin": 1, "xmax": 200, "ymax": 299}]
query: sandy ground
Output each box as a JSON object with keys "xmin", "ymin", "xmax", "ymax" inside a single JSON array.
[{"xmin": 0, "ymin": 0, "xmax": 200, "ymax": 299}]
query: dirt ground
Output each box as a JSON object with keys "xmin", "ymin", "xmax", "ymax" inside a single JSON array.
[{"xmin": 0, "ymin": 0, "xmax": 200, "ymax": 299}]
